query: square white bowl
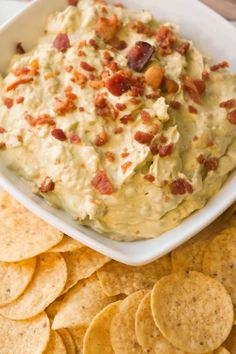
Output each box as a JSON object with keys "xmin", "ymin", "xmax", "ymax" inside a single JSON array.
[{"xmin": 0, "ymin": 0, "xmax": 235, "ymax": 265}]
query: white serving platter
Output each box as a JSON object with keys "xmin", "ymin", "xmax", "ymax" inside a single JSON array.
[{"xmin": 0, "ymin": 0, "xmax": 235, "ymax": 265}]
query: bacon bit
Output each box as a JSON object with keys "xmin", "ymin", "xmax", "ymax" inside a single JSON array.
[
  {"xmin": 88, "ymin": 38, "xmax": 99, "ymax": 50},
  {"xmin": 170, "ymin": 178, "xmax": 193, "ymax": 195},
  {"xmin": 95, "ymin": 94, "xmax": 107, "ymax": 108},
  {"xmin": 197, "ymin": 154, "xmax": 205, "ymax": 164},
  {"xmin": 114, "ymin": 127, "xmax": 123, "ymax": 134},
  {"xmin": 16, "ymin": 42, "xmax": 25, "ymax": 54},
  {"xmin": 44, "ymin": 72, "xmax": 54, "ymax": 80},
  {"xmin": 71, "ymin": 70, "xmax": 88, "ymax": 86},
  {"xmin": 35, "ymin": 114, "xmax": 55, "ymax": 126},
  {"xmin": 68, "ymin": 133, "xmax": 81, "ymax": 144},
  {"xmin": 160, "ymin": 136, "xmax": 167, "ymax": 144},
  {"xmin": 90, "ymin": 80, "xmax": 105, "ymax": 91},
  {"xmin": 207, "ymin": 139, "xmax": 214, "ymax": 147},
  {"xmin": 202, "ymin": 71, "xmax": 210, "ymax": 81},
  {"xmin": 0, "ymin": 127, "xmax": 6, "ymax": 134},
  {"xmin": 128, "ymin": 42, "xmax": 154, "ymax": 72},
  {"xmin": 131, "ymin": 21, "xmax": 155, "ymax": 37},
  {"xmin": 78, "ymin": 50, "xmax": 86, "ymax": 57},
  {"xmin": 134, "ymin": 131, "xmax": 153, "ymax": 145},
  {"xmin": 156, "ymin": 26, "xmax": 176, "ymax": 56},
  {"xmin": 103, "ymin": 51, "xmax": 113, "ymax": 62},
  {"xmin": 184, "ymin": 77, "xmax": 205, "ymax": 104},
  {"xmin": 116, "ymin": 103, "xmax": 126, "ymax": 111},
  {"xmin": 163, "ymin": 78, "xmax": 179, "ymax": 94},
  {"xmin": 204, "ymin": 157, "xmax": 219, "ymax": 172},
  {"xmin": 78, "ymin": 40, "xmax": 87, "ymax": 49},
  {"xmin": 92, "ymin": 170, "xmax": 113, "ymax": 195},
  {"xmin": 3, "ymin": 97, "xmax": 14, "ymax": 109},
  {"xmin": 11, "ymin": 67, "xmax": 30, "ymax": 77},
  {"xmin": 39, "ymin": 177, "xmax": 55, "ymax": 193},
  {"xmin": 105, "ymin": 151, "xmax": 115, "ymax": 162},
  {"xmin": 25, "ymin": 114, "xmax": 35, "ymax": 127},
  {"xmin": 121, "ymin": 152, "xmax": 129, "ymax": 158},
  {"xmin": 169, "ymin": 100, "xmax": 181, "ymax": 110},
  {"xmin": 121, "ymin": 161, "xmax": 132, "ymax": 174},
  {"xmin": 219, "ymin": 99, "xmax": 235, "ymax": 109},
  {"xmin": 106, "ymin": 73, "xmax": 130, "ymax": 96},
  {"xmin": 177, "ymin": 42, "xmax": 190, "ymax": 56},
  {"xmin": 30, "ymin": 59, "xmax": 39, "ymax": 75},
  {"xmin": 16, "ymin": 96, "xmax": 24, "ymax": 105},
  {"xmin": 120, "ymin": 114, "xmax": 135, "ymax": 125},
  {"xmin": 159, "ymin": 143, "xmax": 174, "ymax": 157},
  {"xmin": 53, "ymin": 33, "xmax": 70, "ymax": 52},
  {"xmin": 227, "ymin": 110, "xmax": 236, "ymax": 125},
  {"xmin": 116, "ymin": 40, "xmax": 127, "ymax": 50},
  {"xmin": 68, "ymin": 0, "xmax": 78, "ymax": 5},
  {"xmin": 51, "ymin": 128, "xmax": 67, "ymax": 141},
  {"xmin": 210, "ymin": 61, "xmax": 229, "ymax": 72},
  {"xmin": 95, "ymin": 14, "xmax": 120, "ymax": 42},
  {"xmin": 101, "ymin": 6, "xmax": 108, "ymax": 14},
  {"xmin": 150, "ymin": 124, "xmax": 159, "ymax": 135},
  {"xmin": 94, "ymin": 130, "xmax": 108, "ymax": 146},
  {"xmin": 54, "ymin": 97, "xmax": 77, "ymax": 115},
  {"xmin": 79, "ymin": 107, "xmax": 85, "ymax": 112},
  {"xmin": 0, "ymin": 142, "xmax": 6, "ymax": 149},
  {"xmin": 6, "ymin": 77, "xmax": 33, "ymax": 92},
  {"xmin": 146, "ymin": 92, "xmax": 161, "ymax": 100},
  {"xmin": 80, "ymin": 61, "xmax": 96, "ymax": 72},
  {"xmin": 130, "ymin": 75, "xmax": 146, "ymax": 97},
  {"xmin": 141, "ymin": 110, "xmax": 151, "ymax": 124},
  {"xmin": 108, "ymin": 61, "xmax": 119, "ymax": 72},
  {"xmin": 189, "ymin": 105, "xmax": 198, "ymax": 114},
  {"xmin": 144, "ymin": 174, "xmax": 155, "ymax": 182},
  {"xmin": 192, "ymin": 135, "xmax": 199, "ymax": 141},
  {"xmin": 66, "ymin": 66, "xmax": 73, "ymax": 73},
  {"xmin": 65, "ymin": 92, "xmax": 77, "ymax": 101}
]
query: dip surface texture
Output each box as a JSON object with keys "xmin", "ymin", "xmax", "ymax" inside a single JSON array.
[{"xmin": 0, "ymin": 0, "xmax": 236, "ymax": 240}]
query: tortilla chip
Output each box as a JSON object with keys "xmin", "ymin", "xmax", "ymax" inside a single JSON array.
[
  {"xmin": 62, "ymin": 248, "xmax": 110, "ymax": 294},
  {"xmin": 97, "ymin": 255, "xmax": 171, "ymax": 296},
  {"xmin": 0, "ymin": 253, "xmax": 67, "ymax": 320},
  {"xmin": 0, "ymin": 257, "xmax": 36, "ymax": 306},
  {"xmin": 224, "ymin": 326, "xmax": 236, "ymax": 353},
  {"xmin": 69, "ymin": 327, "xmax": 87, "ymax": 354},
  {"xmin": 0, "ymin": 201, "xmax": 63, "ymax": 262},
  {"xmin": 110, "ymin": 290, "xmax": 147, "ymax": 354},
  {"xmin": 52, "ymin": 274, "xmax": 118, "ymax": 330},
  {"xmin": 151, "ymin": 271, "xmax": 233, "ymax": 353},
  {"xmin": 203, "ymin": 226, "xmax": 236, "ymax": 307},
  {"xmin": 0, "ymin": 312, "xmax": 50, "ymax": 354},
  {"xmin": 83, "ymin": 300, "xmax": 122, "ymax": 354},
  {"xmin": 58, "ymin": 329, "xmax": 76, "ymax": 354},
  {"xmin": 44, "ymin": 330, "xmax": 67, "ymax": 354},
  {"xmin": 46, "ymin": 297, "xmax": 64, "ymax": 320},
  {"xmin": 48, "ymin": 236, "xmax": 83, "ymax": 253}
]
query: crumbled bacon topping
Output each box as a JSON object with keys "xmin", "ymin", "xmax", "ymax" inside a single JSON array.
[
  {"xmin": 189, "ymin": 105, "xmax": 198, "ymax": 114},
  {"xmin": 120, "ymin": 114, "xmax": 135, "ymax": 125},
  {"xmin": 68, "ymin": 133, "xmax": 81, "ymax": 144},
  {"xmin": 89, "ymin": 39, "xmax": 99, "ymax": 50},
  {"xmin": 163, "ymin": 78, "xmax": 179, "ymax": 94},
  {"xmin": 121, "ymin": 161, "xmax": 132, "ymax": 174},
  {"xmin": 141, "ymin": 110, "xmax": 151, "ymax": 124},
  {"xmin": 92, "ymin": 171, "xmax": 113, "ymax": 195},
  {"xmin": 169, "ymin": 100, "xmax": 181, "ymax": 110},
  {"xmin": 0, "ymin": 142, "xmax": 6, "ymax": 149},
  {"xmin": 6, "ymin": 77, "xmax": 33, "ymax": 92},
  {"xmin": 11, "ymin": 67, "xmax": 30, "ymax": 77},
  {"xmin": 115, "ymin": 40, "xmax": 127, "ymax": 51},
  {"xmin": 35, "ymin": 114, "xmax": 55, "ymax": 126},
  {"xmin": 51, "ymin": 128, "xmax": 67, "ymax": 141},
  {"xmin": 159, "ymin": 143, "xmax": 174, "ymax": 157},
  {"xmin": 204, "ymin": 157, "xmax": 219, "ymax": 172},
  {"xmin": 134, "ymin": 131, "xmax": 153, "ymax": 145},
  {"xmin": 116, "ymin": 103, "xmax": 126, "ymax": 111},
  {"xmin": 106, "ymin": 73, "xmax": 130, "ymax": 96},
  {"xmin": 53, "ymin": 33, "xmax": 70, "ymax": 52},
  {"xmin": 202, "ymin": 71, "xmax": 210, "ymax": 81},
  {"xmin": 227, "ymin": 110, "xmax": 236, "ymax": 125},
  {"xmin": 144, "ymin": 174, "xmax": 155, "ymax": 182},
  {"xmin": 127, "ymin": 42, "xmax": 154, "ymax": 72},
  {"xmin": 184, "ymin": 77, "xmax": 206, "ymax": 104},
  {"xmin": 170, "ymin": 178, "xmax": 193, "ymax": 195},
  {"xmin": 0, "ymin": 127, "xmax": 6, "ymax": 134},
  {"xmin": 94, "ymin": 130, "xmax": 108, "ymax": 146},
  {"xmin": 16, "ymin": 96, "xmax": 25, "ymax": 104},
  {"xmin": 95, "ymin": 14, "xmax": 120, "ymax": 42},
  {"xmin": 130, "ymin": 75, "xmax": 146, "ymax": 97},
  {"xmin": 95, "ymin": 94, "xmax": 107, "ymax": 108},
  {"xmin": 107, "ymin": 61, "xmax": 119, "ymax": 73},
  {"xmin": 3, "ymin": 97, "xmax": 14, "ymax": 109},
  {"xmin": 54, "ymin": 97, "xmax": 76, "ymax": 115},
  {"xmin": 177, "ymin": 42, "xmax": 190, "ymax": 56},
  {"xmin": 219, "ymin": 99, "xmax": 235, "ymax": 109},
  {"xmin": 39, "ymin": 177, "xmax": 55, "ymax": 193},
  {"xmin": 80, "ymin": 61, "xmax": 96, "ymax": 72},
  {"xmin": 210, "ymin": 61, "xmax": 229, "ymax": 72},
  {"xmin": 121, "ymin": 152, "xmax": 129, "ymax": 158},
  {"xmin": 156, "ymin": 26, "xmax": 176, "ymax": 56},
  {"xmin": 114, "ymin": 127, "xmax": 123, "ymax": 134},
  {"xmin": 68, "ymin": 0, "xmax": 78, "ymax": 5},
  {"xmin": 16, "ymin": 42, "xmax": 25, "ymax": 55},
  {"xmin": 105, "ymin": 151, "xmax": 115, "ymax": 162},
  {"xmin": 131, "ymin": 21, "xmax": 155, "ymax": 37}
]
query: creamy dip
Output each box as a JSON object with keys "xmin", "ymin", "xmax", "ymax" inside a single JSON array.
[{"xmin": 0, "ymin": 0, "xmax": 236, "ymax": 241}]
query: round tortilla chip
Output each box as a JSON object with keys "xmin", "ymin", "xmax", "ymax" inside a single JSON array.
[
  {"xmin": 151, "ymin": 271, "xmax": 233, "ymax": 353},
  {"xmin": 46, "ymin": 297, "xmax": 64, "ymax": 320},
  {"xmin": 83, "ymin": 300, "xmax": 122, "ymax": 354},
  {"xmin": 69, "ymin": 327, "xmax": 87, "ymax": 354},
  {"xmin": 110, "ymin": 290, "xmax": 147, "ymax": 354},
  {"xmin": 62, "ymin": 248, "xmax": 110, "ymax": 294},
  {"xmin": 97, "ymin": 255, "xmax": 171, "ymax": 296},
  {"xmin": 203, "ymin": 227, "xmax": 236, "ymax": 306},
  {"xmin": 0, "ymin": 202, "xmax": 63, "ymax": 262},
  {"xmin": 58, "ymin": 329, "xmax": 76, "ymax": 354},
  {"xmin": 44, "ymin": 330, "xmax": 67, "ymax": 353},
  {"xmin": 0, "ymin": 257, "xmax": 36, "ymax": 306},
  {"xmin": 52, "ymin": 274, "xmax": 118, "ymax": 330},
  {"xmin": 0, "ymin": 253, "xmax": 67, "ymax": 320},
  {"xmin": 0, "ymin": 311, "xmax": 50, "ymax": 354},
  {"xmin": 224, "ymin": 326, "xmax": 236, "ymax": 353},
  {"xmin": 48, "ymin": 236, "xmax": 83, "ymax": 253}
]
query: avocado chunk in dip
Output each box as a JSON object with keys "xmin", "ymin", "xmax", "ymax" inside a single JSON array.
[{"xmin": 0, "ymin": 0, "xmax": 235, "ymax": 241}]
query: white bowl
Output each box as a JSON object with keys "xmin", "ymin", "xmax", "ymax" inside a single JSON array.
[{"xmin": 0, "ymin": 0, "xmax": 236, "ymax": 265}]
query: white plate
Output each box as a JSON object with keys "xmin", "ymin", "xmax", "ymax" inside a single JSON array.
[
  {"xmin": 0, "ymin": 1, "xmax": 27, "ymax": 26},
  {"xmin": 0, "ymin": 0, "xmax": 235, "ymax": 265}
]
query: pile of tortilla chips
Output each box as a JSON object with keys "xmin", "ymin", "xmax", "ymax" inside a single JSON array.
[{"xmin": 0, "ymin": 193, "xmax": 236, "ymax": 354}]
